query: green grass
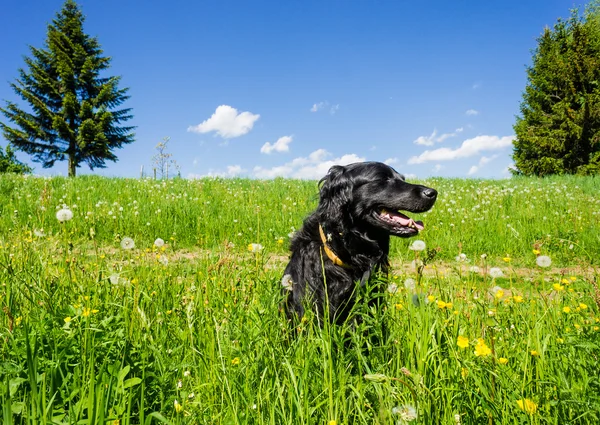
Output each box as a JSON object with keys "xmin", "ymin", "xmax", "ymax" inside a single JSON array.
[{"xmin": 0, "ymin": 174, "xmax": 599, "ymax": 424}]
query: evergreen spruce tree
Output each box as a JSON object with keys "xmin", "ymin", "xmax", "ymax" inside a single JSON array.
[
  {"xmin": 0, "ymin": 145, "xmax": 32, "ymax": 174},
  {"xmin": 0, "ymin": 0, "xmax": 134, "ymax": 177},
  {"xmin": 512, "ymin": 5, "xmax": 600, "ymax": 176}
]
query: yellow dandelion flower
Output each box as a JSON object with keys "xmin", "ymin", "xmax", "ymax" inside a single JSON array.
[
  {"xmin": 552, "ymin": 284, "xmax": 564, "ymax": 291},
  {"xmin": 166, "ymin": 310, "xmax": 172, "ymax": 315},
  {"xmin": 561, "ymin": 278, "xmax": 569, "ymax": 285},
  {"xmin": 579, "ymin": 303, "xmax": 588, "ymax": 310},
  {"xmin": 15, "ymin": 317, "xmax": 22, "ymax": 326},
  {"xmin": 277, "ymin": 238, "xmax": 284, "ymax": 245},
  {"xmin": 557, "ymin": 338, "xmax": 564, "ymax": 343},
  {"xmin": 516, "ymin": 398, "xmax": 537, "ymax": 415},
  {"xmin": 530, "ymin": 350, "xmax": 539, "ymax": 356},
  {"xmin": 513, "ymin": 295, "xmax": 524, "ymax": 303},
  {"xmin": 82, "ymin": 308, "xmax": 91, "ymax": 317},
  {"xmin": 503, "ymin": 256, "xmax": 511, "ymax": 263},
  {"xmin": 328, "ymin": 421, "xmax": 338, "ymax": 425},
  {"xmin": 461, "ymin": 367, "xmax": 469, "ymax": 379},
  {"xmin": 427, "ymin": 295, "xmax": 435, "ymax": 303},
  {"xmin": 498, "ymin": 357, "xmax": 509, "ymax": 365},
  {"xmin": 570, "ymin": 276, "xmax": 577, "ymax": 281},
  {"xmin": 174, "ymin": 399, "xmax": 183, "ymax": 413},
  {"xmin": 64, "ymin": 316, "xmax": 72, "ymax": 323},
  {"xmin": 562, "ymin": 307, "xmax": 571, "ymax": 314},
  {"xmin": 495, "ymin": 289, "xmax": 504, "ymax": 299},
  {"xmin": 574, "ymin": 323, "xmax": 581, "ymax": 329},
  {"xmin": 395, "ymin": 303, "xmax": 403, "ymax": 310},
  {"xmin": 457, "ymin": 335, "xmax": 469, "ymax": 349},
  {"xmin": 474, "ymin": 339, "xmax": 492, "ymax": 357},
  {"xmin": 437, "ymin": 300, "xmax": 452, "ymax": 309},
  {"xmin": 231, "ymin": 357, "xmax": 240, "ymax": 366},
  {"xmin": 532, "ymin": 249, "xmax": 540, "ymax": 255},
  {"xmin": 594, "ymin": 326, "xmax": 599, "ymax": 331}
]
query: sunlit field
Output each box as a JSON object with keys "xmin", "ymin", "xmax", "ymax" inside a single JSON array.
[{"xmin": 1, "ymin": 174, "xmax": 599, "ymax": 424}]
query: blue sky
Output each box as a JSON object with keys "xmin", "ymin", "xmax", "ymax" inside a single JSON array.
[{"xmin": 0, "ymin": 0, "xmax": 584, "ymax": 179}]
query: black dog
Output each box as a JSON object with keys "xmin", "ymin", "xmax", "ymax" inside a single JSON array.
[{"xmin": 282, "ymin": 161, "xmax": 437, "ymax": 324}]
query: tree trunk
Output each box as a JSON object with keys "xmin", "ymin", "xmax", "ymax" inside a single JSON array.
[{"xmin": 68, "ymin": 154, "xmax": 77, "ymax": 177}]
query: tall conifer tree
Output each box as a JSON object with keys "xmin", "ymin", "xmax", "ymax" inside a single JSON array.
[
  {"xmin": 512, "ymin": 5, "xmax": 600, "ymax": 176},
  {"xmin": 0, "ymin": 0, "xmax": 134, "ymax": 177}
]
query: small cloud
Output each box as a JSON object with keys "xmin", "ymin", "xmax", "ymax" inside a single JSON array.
[
  {"xmin": 433, "ymin": 164, "xmax": 443, "ymax": 172},
  {"xmin": 188, "ymin": 164, "xmax": 245, "ymax": 179},
  {"xmin": 384, "ymin": 157, "xmax": 399, "ymax": 166},
  {"xmin": 468, "ymin": 155, "xmax": 499, "ymax": 175},
  {"xmin": 253, "ymin": 149, "xmax": 365, "ymax": 179},
  {"xmin": 466, "ymin": 109, "xmax": 479, "ymax": 116},
  {"xmin": 261, "ymin": 135, "xmax": 293, "ymax": 154},
  {"xmin": 188, "ymin": 105, "xmax": 260, "ymax": 138},
  {"xmin": 408, "ymin": 135, "xmax": 513, "ymax": 164},
  {"xmin": 414, "ymin": 127, "xmax": 463, "ymax": 146},
  {"xmin": 330, "ymin": 104, "xmax": 340, "ymax": 115},
  {"xmin": 311, "ymin": 101, "xmax": 328, "ymax": 112}
]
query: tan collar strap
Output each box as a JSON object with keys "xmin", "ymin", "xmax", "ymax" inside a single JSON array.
[{"xmin": 318, "ymin": 224, "xmax": 351, "ymax": 268}]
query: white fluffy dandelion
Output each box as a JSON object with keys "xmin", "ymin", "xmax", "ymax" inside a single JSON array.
[
  {"xmin": 56, "ymin": 208, "xmax": 73, "ymax": 222},
  {"xmin": 154, "ymin": 238, "xmax": 165, "ymax": 248},
  {"xmin": 248, "ymin": 243, "xmax": 263, "ymax": 253},
  {"xmin": 536, "ymin": 255, "xmax": 551, "ymax": 268},
  {"xmin": 409, "ymin": 240, "xmax": 426, "ymax": 251},
  {"xmin": 404, "ymin": 278, "xmax": 416, "ymax": 290},
  {"xmin": 387, "ymin": 283, "xmax": 398, "ymax": 294},
  {"xmin": 121, "ymin": 237, "xmax": 135, "ymax": 250},
  {"xmin": 489, "ymin": 267, "xmax": 504, "ymax": 278},
  {"xmin": 281, "ymin": 274, "xmax": 294, "ymax": 291},
  {"xmin": 392, "ymin": 405, "xmax": 418, "ymax": 422}
]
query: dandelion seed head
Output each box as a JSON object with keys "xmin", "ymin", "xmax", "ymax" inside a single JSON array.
[
  {"xmin": 409, "ymin": 240, "xmax": 426, "ymax": 251},
  {"xmin": 121, "ymin": 237, "xmax": 135, "ymax": 250},
  {"xmin": 489, "ymin": 267, "xmax": 504, "ymax": 278},
  {"xmin": 154, "ymin": 238, "xmax": 165, "ymax": 248},
  {"xmin": 536, "ymin": 255, "xmax": 551, "ymax": 268},
  {"xmin": 56, "ymin": 208, "xmax": 73, "ymax": 222},
  {"xmin": 281, "ymin": 274, "xmax": 294, "ymax": 291}
]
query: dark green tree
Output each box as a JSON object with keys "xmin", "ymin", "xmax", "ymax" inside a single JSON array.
[
  {"xmin": 512, "ymin": 4, "xmax": 600, "ymax": 176},
  {"xmin": 0, "ymin": 0, "xmax": 134, "ymax": 177},
  {"xmin": 0, "ymin": 145, "xmax": 32, "ymax": 174}
]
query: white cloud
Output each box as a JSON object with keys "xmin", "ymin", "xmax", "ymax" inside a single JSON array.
[
  {"xmin": 260, "ymin": 135, "xmax": 293, "ymax": 154},
  {"xmin": 468, "ymin": 154, "xmax": 500, "ymax": 175},
  {"xmin": 188, "ymin": 105, "xmax": 260, "ymax": 138},
  {"xmin": 253, "ymin": 149, "xmax": 365, "ymax": 179},
  {"xmin": 384, "ymin": 157, "xmax": 399, "ymax": 165},
  {"xmin": 413, "ymin": 127, "xmax": 464, "ymax": 146},
  {"xmin": 408, "ymin": 135, "xmax": 514, "ymax": 164},
  {"xmin": 311, "ymin": 101, "xmax": 327, "ymax": 112},
  {"xmin": 330, "ymin": 104, "xmax": 340, "ymax": 114},
  {"xmin": 466, "ymin": 109, "xmax": 479, "ymax": 116},
  {"xmin": 433, "ymin": 164, "xmax": 443, "ymax": 172},
  {"xmin": 188, "ymin": 165, "xmax": 245, "ymax": 179}
]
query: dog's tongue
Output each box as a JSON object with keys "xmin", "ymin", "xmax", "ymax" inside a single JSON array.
[{"xmin": 381, "ymin": 209, "xmax": 425, "ymax": 230}]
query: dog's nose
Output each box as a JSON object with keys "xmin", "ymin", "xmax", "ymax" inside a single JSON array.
[{"xmin": 422, "ymin": 188, "xmax": 437, "ymax": 199}]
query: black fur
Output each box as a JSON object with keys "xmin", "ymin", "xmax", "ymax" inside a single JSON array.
[{"xmin": 282, "ymin": 161, "xmax": 437, "ymax": 324}]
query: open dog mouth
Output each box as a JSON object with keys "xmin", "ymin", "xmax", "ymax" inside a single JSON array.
[{"xmin": 375, "ymin": 208, "xmax": 424, "ymax": 235}]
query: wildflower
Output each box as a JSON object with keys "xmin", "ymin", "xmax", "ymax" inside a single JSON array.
[
  {"xmin": 56, "ymin": 208, "xmax": 73, "ymax": 222},
  {"xmin": 82, "ymin": 308, "xmax": 91, "ymax": 317},
  {"xmin": 121, "ymin": 237, "xmax": 135, "ymax": 250},
  {"xmin": 437, "ymin": 300, "xmax": 452, "ymax": 309},
  {"xmin": 64, "ymin": 316, "xmax": 72, "ymax": 323},
  {"xmin": 461, "ymin": 367, "xmax": 468, "ymax": 378},
  {"xmin": 392, "ymin": 405, "xmax": 418, "ymax": 422},
  {"xmin": 489, "ymin": 267, "xmax": 503, "ymax": 278},
  {"xmin": 498, "ymin": 357, "xmax": 509, "ymax": 365},
  {"xmin": 469, "ymin": 266, "xmax": 480, "ymax": 273},
  {"xmin": 579, "ymin": 303, "xmax": 588, "ymax": 310},
  {"xmin": 177, "ymin": 379, "xmax": 183, "ymax": 389},
  {"xmin": 281, "ymin": 274, "xmax": 294, "ymax": 291},
  {"xmin": 328, "ymin": 421, "xmax": 337, "ymax": 425},
  {"xmin": 184, "ymin": 370, "xmax": 191, "ymax": 377},
  {"xmin": 457, "ymin": 335, "xmax": 469, "ymax": 349},
  {"xmin": 536, "ymin": 255, "xmax": 551, "ymax": 268},
  {"xmin": 562, "ymin": 306, "xmax": 571, "ymax": 314},
  {"xmin": 174, "ymin": 399, "xmax": 183, "ymax": 413},
  {"xmin": 530, "ymin": 350, "xmax": 539, "ymax": 356},
  {"xmin": 455, "ymin": 253, "xmax": 467, "ymax": 262},
  {"xmin": 247, "ymin": 243, "xmax": 263, "ymax": 252},
  {"xmin": 387, "ymin": 283, "xmax": 398, "ymax": 294},
  {"xmin": 409, "ymin": 240, "xmax": 426, "ymax": 251},
  {"xmin": 454, "ymin": 413, "xmax": 462, "ymax": 425},
  {"xmin": 33, "ymin": 228, "xmax": 46, "ymax": 237},
  {"xmin": 516, "ymin": 398, "xmax": 537, "ymax": 415},
  {"xmin": 15, "ymin": 317, "xmax": 22, "ymax": 326},
  {"xmin": 557, "ymin": 338, "xmax": 564, "ymax": 343},
  {"xmin": 532, "ymin": 249, "xmax": 540, "ymax": 255},
  {"xmin": 491, "ymin": 286, "xmax": 504, "ymax": 298},
  {"xmin": 427, "ymin": 295, "xmax": 435, "ymax": 303},
  {"xmin": 154, "ymin": 238, "xmax": 165, "ymax": 248},
  {"xmin": 404, "ymin": 278, "xmax": 416, "ymax": 290},
  {"xmin": 474, "ymin": 338, "xmax": 492, "ymax": 357},
  {"xmin": 553, "ymin": 283, "xmax": 564, "ymax": 292},
  {"xmin": 277, "ymin": 238, "xmax": 284, "ymax": 245},
  {"xmin": 513, "ymin": 295, "xmax": 524, "ymax": 303},
  {"xmin": 231, "ymin": 357, "xmax": 240, "ymax": 366},
  {"xmin": 502, "ymin": 256, "xmax": 511, "ymax": 263}
]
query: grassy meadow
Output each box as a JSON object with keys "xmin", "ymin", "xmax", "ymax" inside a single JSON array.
[{"xmin": 0, "ymin": 173, "xmax": 599, "ymax": 424}]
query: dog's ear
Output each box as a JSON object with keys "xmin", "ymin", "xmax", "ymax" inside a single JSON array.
[{"xmin": 317, "ymin": 165, "xmax": 353, "ymax": 226}]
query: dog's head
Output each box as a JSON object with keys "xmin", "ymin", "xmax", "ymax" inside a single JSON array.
[{"xmin": 318, "ymin": 161, "xmax": 437, "ymax": 238}]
